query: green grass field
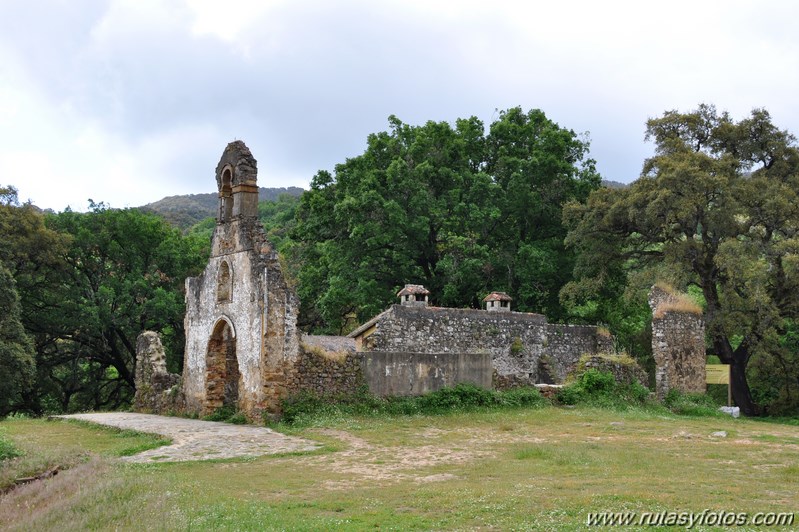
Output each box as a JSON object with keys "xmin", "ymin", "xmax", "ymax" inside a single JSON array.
[{"xmin": 1, "ymin": 407, "xmax": 797, "ymax": 530}]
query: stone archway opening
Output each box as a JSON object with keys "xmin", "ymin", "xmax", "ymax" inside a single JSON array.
[
  {"xmin": 205, "ymin": 319, "xmax": 240, "ymax": 413},
  {"xmin": 219, "ymin": 167, "xmax": 233, "ymax": 222}
]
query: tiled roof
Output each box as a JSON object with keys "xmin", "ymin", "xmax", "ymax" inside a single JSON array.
[
  {"xmin": 397, "ymin": 284, "xmax": 430, "ymax": 296},
  {"xmin": 347, "ymin": 308, "xmax": 391, "ymax": 338},
  {"xmin": 483, "ymin": 291, "xmax": 513, "ymax": 302}
]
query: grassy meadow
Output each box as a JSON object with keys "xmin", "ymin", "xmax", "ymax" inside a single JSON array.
[{"xmin": 1, "ymin": 404, "xmax": 798, "ymax": 531}]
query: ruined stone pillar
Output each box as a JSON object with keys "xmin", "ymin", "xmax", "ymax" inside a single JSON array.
[{"xmin": 648, "ymin": 285, "xmax": 706, "ymax": 400}]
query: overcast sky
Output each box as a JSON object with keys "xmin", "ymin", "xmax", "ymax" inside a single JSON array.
[{"xmin": 1, "ymin": 1, "xmax": 798, "ymax": 211}]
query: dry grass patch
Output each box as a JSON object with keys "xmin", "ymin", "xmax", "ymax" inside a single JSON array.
[{"xmin": 653, "ymin": 281, "xmax": 703, "ymax": 317}]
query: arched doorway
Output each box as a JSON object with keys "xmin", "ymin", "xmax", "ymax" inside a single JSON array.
[{"xmin": 205, "ymin": 319, "xmax": 240, "ymax": 413}]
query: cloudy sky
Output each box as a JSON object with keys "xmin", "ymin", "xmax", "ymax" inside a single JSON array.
[{"xmin": 1, "ymin": 0, "xmax": 797, "ymax": 211}]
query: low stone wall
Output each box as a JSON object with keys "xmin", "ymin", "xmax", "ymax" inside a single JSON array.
[
  {"xmin": 544, "ymin": 324, "xmax": 614, "ymax": 382},
  {"xmin": 575, "ymin": 354, "xmax": 649, "ymax": 388},
  {"xmin": 363, "ymin": 351, "xmax": 492, "ymax": 396},
  {"xmin": 285, "ymin": 342, "xmax": 365, "ymax": 397},
  {"xmin": 493, "ymin": 371, "xmax": 534, "ymax": 390}
]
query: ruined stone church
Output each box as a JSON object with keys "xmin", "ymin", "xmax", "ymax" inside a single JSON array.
[
  {"xmin": 182, "ymin": 141, "xmax": 300, "ymax": 417},
  {"xmin": 134, "ymin": 141, "xmax": 706, "ymax": 421}
]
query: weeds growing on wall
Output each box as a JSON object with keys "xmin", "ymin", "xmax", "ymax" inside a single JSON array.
[{"xmin": 279, "ymin": 383, "xmax": 548, "ymax": 426}]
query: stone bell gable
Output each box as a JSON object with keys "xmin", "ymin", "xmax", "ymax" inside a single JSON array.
[{"xmin": 182, "ymin": 141, "xmax": 299, "ymax": 420}]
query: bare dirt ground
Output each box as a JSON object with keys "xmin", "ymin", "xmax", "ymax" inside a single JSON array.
[{"xmin": 56, "ymin": 412, "xmax": 318, "ymax": 462}]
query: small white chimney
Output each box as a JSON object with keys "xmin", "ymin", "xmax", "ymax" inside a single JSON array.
[
  {"xmin": 397, "ymin": 284, "xmax": 430, "ymax": 307},
  {"xmin": 483, "ymin": 291, "xmax": 512, "ymax": 312}
]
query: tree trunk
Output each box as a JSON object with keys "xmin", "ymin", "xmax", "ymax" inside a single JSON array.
[
  {"xmin": 703, "ymin": 281, "xmax": 761, "ymax": 416},
  {"xmin": 730, "ymin": 356, "xmax": 759, "ymax": 416}
]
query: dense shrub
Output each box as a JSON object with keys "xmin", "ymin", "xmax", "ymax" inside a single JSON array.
[
  {"xmin": 663, "ymin": 389, "xmax": 724, "ymax": 417},
  {"xmin": 203, "ymin": 405, "xmax": 239, "ymax": 423},
  {"xmin": 557, "ymin": 369, "xmax": 650, "ymax": 408},
  {"xmin": 279, "ymin": 383, "xmax": 548, "ymax": 425},
  {"xmin": 0, "ymin": 430, "xmax": 21, "ymax": 461}
]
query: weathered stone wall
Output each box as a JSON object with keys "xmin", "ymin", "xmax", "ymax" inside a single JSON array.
[
  {"xmin": 259, "ymin": 249, "xmax": 301, "ymax": 414},
  {"xmin": 649, "ymin": 285, "xmax": 706, "ymax": 399},
  {"xmin": 286, "ymin": 339, "xmax": 364, "ymax": 397},
  {"xmin": 574, "ymin": 354, "xmax": 649, "ymax": 388},
  {"xmin": 355, "ymin": 305, "xmax": 613, "ymax": 386},
  {"xmin": 133, "ymin": 331, "xmax": 184, "ymax": 414},
  {"xmin": 544, "ymin": 324, "xmax": 614, "ymax": 382},
  {"xmin": 363, "ymin": 351, "xmax": 493, "ymax": 396},
  {"xmin": 183, "ymin": 243, "xmax": 278, "ymax": 417}
]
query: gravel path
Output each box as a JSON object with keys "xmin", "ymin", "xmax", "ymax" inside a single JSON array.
[{"xmin": 57, "ymin": 412, "xmax": 318, "ymax": 462}]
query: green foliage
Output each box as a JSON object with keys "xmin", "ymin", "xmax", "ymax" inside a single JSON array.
[
  {"xmin": 201, "ymin": 406, "xmax": 248, "ymax": 424},
  {"xmin": 0, "ymin": 429, "xmax": 22, "ymax": 461},
  {"xmin": 35, "ymin": 204, "xmax": 207, "ymax": 412},
  {"xmin": 557, "ymin": 369, "xmax": 650, "ymax": 408},
  {"xmin": 292, "ymin": 108, "xmax": 600, "ymax": 333},
  {"xmin": 258, "ymin": 193, "xmax": 301, "ymax": 251},
  {"xmin": 227, "ymin": 412, "xmax": 248, "ymax": 425},
  {"xmin": 203, "ymin": 405, "xmax": 238, "ymax": 422},
  {"xmin": 510, "ymin": 337, "xmax": 523, "ymax": 356},
  {"xmin": 280, "ymin": 383, "xmax": 548, "ymax": 425},
  {"xmin": 563, "ymin": 104, "xmax": 799, "ymax": 416},
  {"xmin": 663, "ymin": 390, "xmax": 724, "ymax": 417},
  {"xmin": 416, "ymin": 383, "xmax": 496, "ymax": 410},
  {"xmin": 0, "ymin": 194, "xmax": 207, "ymax": 415},
  {"xmin": 0, "ymin": 265, "xmax": 36, "ymax": 416}
]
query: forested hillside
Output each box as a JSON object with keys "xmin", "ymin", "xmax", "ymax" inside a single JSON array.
[{"xmin": 140, "ymin": 186, "xmax": 304, "ymax": 229}]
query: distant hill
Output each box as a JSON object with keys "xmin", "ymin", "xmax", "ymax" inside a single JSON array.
[
  {"xmin": 140, "ymin": 187, "xmax": 305, "ymax": 229},
  {"xmin": 601, "ymin": 179, "xmax": 628, "ymax": 189},
  {"xmin": 143, "ymin": 180, "xmax": 624, "ymax": 230}
]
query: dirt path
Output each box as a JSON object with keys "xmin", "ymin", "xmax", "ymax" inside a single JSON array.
[{"xmin": 57, "ymin": 412, "xmax": 318, "ymax": 462}]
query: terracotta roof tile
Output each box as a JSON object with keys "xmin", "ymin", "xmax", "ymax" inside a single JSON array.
[
  {"xmin": 483, "ymin": 291, "xmax": 513, "ymax": 302},
  {"xmin": 397, "ymin": 284, "xmax": 430, "ymax": 296}
]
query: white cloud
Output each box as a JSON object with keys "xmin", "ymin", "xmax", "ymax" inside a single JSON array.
[{"xmin": 1, "ymin": 0, "xmax": 798, "ymax": 210}]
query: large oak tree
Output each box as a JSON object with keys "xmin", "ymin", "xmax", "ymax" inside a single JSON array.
[
  {"xmin": 563, "ymin": 105, "xmax": 799, "ymax": 415},
  {"xmin": 292, "ymin": 108, "xmax": 600, "ymax": 333},
  {"xmin": 1, "ymin": 188, "xmax": 208, "ymax": 413}
]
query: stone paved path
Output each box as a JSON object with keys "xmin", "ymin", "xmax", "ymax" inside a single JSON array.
[{"xmin": 57, "ymin": 412, "xmax": 318, "ymax": 463}]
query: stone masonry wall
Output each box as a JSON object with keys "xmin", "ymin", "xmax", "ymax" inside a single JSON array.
[
  {"xmin": 359, "ymin": 305, "xmax": 613, "ymax": 386},
  {"xmin": 577, "ymin": 354, "xmax": 649, "ymax": 388},
  {"xmin": 649, "ymin": 285, "xmax": 706, "ymax": 399},
  {"xmin": 285, "ymin": 342, "xmax": 364, "ymax": 398},
  {"xmin": 544, "ymin": 324, "xmax": 614, "ymax": 382},
  {"xmin": 259, "ymin": 248, "xmax": 301, "ymax": 414}
]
